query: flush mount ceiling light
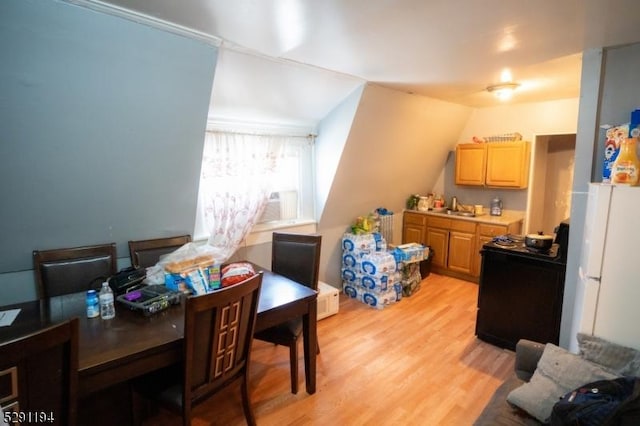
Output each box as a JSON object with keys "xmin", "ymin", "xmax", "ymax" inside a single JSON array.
[{"xmin": 486, "ymin": 82, "xmax": 520, "ymax": 100}]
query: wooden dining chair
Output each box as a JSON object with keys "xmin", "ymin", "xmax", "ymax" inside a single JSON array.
[
  {"xmin": 254, "ymin": 232, "xmax": 322, "ymax": 394},
  {"xmin": 131, "ymin": 273, "xmax": 263, "ymax": 426},
  {"xmin": 128, "ymin": 234, "xmax": 192, "ymax": 269},
  {"xmin": 33, "ymin": 243, "xmax": 117, "ymax": 299},
  {"xmin": 0, "ymin": 318, "xmax": 79, "ymax": 426}
]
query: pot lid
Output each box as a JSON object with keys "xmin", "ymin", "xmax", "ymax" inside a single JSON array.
[{"xmin": 525, "ymin": 232, "xmax": 553, "ymax": 240}]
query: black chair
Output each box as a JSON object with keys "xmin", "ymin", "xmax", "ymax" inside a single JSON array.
[
  {"xmin": 33, "ymin": 243, "xmax": 117, "ymax": 299},
  {"xmin": 254, "ymin": 232, "xmax": 322, "ymax": 394},
  {"xmin": 0, "ymin": 318, "xmax": 79, "ymax": 426},
  {"xmin": 131, "ymin": 273, "xmax": 263, "ymax": 426},
  {"xmin": 128, "ymin": 235, "xmax": 192, "ymax": 269}
]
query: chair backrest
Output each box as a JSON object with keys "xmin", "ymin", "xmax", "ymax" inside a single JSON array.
[
  {"xmin": 33, "ymin": 243, "xmax": 117, "ymax": 299},
  {"xmin": 182, "ymin": 273, "xmax": 262, "ymax": 419},
  {"xmin": 0, "ymin": 318, "xmax": 79, "ymax": 426},
  {"xmin": 271, "ymin": 232, "xmax": 322, "ymax": 291},
  {"xmin": 128, "ymin": 235, "xmax": 192, "ymax": 269}
]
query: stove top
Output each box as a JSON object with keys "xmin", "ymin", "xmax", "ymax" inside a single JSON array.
[{"xmin": 483, "ymin": 235, "xmax": 562, "ymax": 262}]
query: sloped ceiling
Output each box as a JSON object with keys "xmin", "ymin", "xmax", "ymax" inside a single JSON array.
[{"xmin": 89, "ymin": 0, "xmax": 640, "ymax": 119}]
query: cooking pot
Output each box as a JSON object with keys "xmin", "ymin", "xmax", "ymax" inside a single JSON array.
[{"xmin": 525, "ymin": 232, "xmax": 554, "ymax": 250}]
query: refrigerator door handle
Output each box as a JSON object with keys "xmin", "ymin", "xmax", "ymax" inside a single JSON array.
[{"xmin": 579, "ymin": 265, "xmax": 601, "ymax": 283}]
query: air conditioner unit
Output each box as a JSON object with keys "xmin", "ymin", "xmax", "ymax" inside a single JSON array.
[{"xmin": 317, "ymin": 281, "xmax": 339, "ymax": 320}]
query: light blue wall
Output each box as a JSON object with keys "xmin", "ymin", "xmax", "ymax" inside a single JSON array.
[{"xmin": 0, "ymin": 0, "xmax": 217, "ymax": 304}]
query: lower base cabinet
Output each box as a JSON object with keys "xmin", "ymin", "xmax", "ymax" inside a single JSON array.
[{"xmin": 403, "ymin": 211, "xmax": 523, "ymax": 282}]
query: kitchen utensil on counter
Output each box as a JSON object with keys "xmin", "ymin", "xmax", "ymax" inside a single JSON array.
[
  {"xmin": 474, "ymin": 205, "xmax": 484, "ymax": 215},
  {"xmin": 450, "ymin": 196, "xmax": 458, "ymax": 211},
  {"xmin": 525, "ymin": 232, "xmax": 554, "ymax": 250},
  {"xmin": 490, "ymin": 197, "xmax": 503, "ymax": 216}
]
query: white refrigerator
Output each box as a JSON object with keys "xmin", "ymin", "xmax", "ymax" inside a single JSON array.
[{"xmin": 571, "ymin": 183, "xmax": 640, "ymax": 351}]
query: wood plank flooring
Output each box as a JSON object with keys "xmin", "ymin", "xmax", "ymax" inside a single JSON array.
[{"xmin": 143, "ymin": 273, "xmax": 515, "ymax": 426}]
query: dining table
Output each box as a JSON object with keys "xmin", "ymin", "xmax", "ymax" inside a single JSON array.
[{"xmin": 0, "ymin": 265, "xmax": 318, "ymax": 397}]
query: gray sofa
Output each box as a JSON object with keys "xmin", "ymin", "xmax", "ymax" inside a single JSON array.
[
  {"xmin": 474, "ymin": 340, "xmax": 545, "ymax": 425},
  {"xmin": 474, "ymin": 335, "xmax": 640, "ymax": 425}
]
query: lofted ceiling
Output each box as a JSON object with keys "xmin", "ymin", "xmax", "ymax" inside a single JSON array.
[{"xmin": 90, "ymin": 0, "xmax": 640, "ymax": 123}]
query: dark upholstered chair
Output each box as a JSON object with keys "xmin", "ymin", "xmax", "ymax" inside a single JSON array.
[
  {"xmin": 131, "ymin": 273, "xmax": 263, "ymax": 426},
  {"xmin": 254, "ymin": 232, "xmax": 322, "ymax": 394},
  {"xmin": 128, "ymin": 235, "xmax": 192, "ymax": 269},
  {"xmin": 33, "ymin": 243, "xmax": 117, "ymax": 299},
  {"xmin": 0, "ymin": 318, "xmax": 79, "ymax": 426}
]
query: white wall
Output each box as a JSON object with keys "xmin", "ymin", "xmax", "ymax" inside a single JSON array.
[{"xmin": 317, "ymin": 84, "xmax": 472, "ymax": 287}]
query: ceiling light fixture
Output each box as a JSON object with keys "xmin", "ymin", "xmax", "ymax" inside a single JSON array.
[{"xmin": 486, "ymin": 82, "xmax": 520, "ymax": 100}]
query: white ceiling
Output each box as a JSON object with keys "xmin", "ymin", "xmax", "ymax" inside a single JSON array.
[{"xmin": 92, "ymin": 0, "xmax": 640, "ymax": 122}]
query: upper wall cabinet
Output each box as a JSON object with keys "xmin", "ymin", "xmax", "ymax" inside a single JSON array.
[{"xmin": 455, "ymin": 141, "xmax": 531, "ymax": 188}]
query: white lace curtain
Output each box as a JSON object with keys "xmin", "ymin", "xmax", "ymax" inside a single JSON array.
[{"xmin": 197, "ymin": 131, "xmax": 285, "ymax": 263}]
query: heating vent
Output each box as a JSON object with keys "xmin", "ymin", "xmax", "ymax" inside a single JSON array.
[{"xmin": 317, "ymin": 281, "xmax": 339, "ymax": 320}]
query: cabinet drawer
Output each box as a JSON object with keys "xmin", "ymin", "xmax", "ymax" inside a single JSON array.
[
  {"xmin": 450, "ymin": 219, "xmax": 476, "ymax": 233},
  {"xmin": 0, "ymin": 367, "xmax": 18, "ymax": 405},
  {"xmin": 478, "ymin": 224, "xmax": 508, "ymax": 237},
  {"xmin": 403, "ymin": 212, "xmax": 427, "ymax": 226},
  {"xmin": 427, "ymin": 216, "xmax": 451, "ymax": 229}
]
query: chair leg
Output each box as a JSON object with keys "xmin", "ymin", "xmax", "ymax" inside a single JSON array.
[
  {"xmin": 241, "ymin": 376, "xmax": 257, "ymax": 426},
  {"xmin": 289, "ymin": 341, "xmax": 299, "ymax": 394},
  {"xmin": 317, "ymin": 336, "xmax": 320, "ymax": 355}
]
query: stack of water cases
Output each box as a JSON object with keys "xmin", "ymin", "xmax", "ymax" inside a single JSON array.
[{"xmin": 341, "ymin": 232, "xmax": 402, "ymax": 309}]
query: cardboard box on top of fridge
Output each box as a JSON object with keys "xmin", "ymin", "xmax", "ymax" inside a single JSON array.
[{"xmin": 603, "ymin": 123, "xmax": 629, "ymax": 183}]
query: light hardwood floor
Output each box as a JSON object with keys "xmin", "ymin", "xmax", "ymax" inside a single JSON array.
[{"xmin": 144, "ymin": 273, "xmax": 515, "ymax": 425}]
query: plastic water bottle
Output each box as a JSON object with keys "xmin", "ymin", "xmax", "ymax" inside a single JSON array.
[
  {"xmin": 86, "ymin": 290, "xmax": 99, "ymax": 318},
  {"xmin": 99, "ymin": 281, "xmax": 116, "ymax": 319}
]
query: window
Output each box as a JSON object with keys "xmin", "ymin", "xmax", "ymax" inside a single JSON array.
[{"xmin": 193, "ymin": 126, "xmax": 315, "ymax": 242}]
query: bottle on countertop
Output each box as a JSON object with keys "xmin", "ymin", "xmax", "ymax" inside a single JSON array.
[
  {"xmin": 450, "ymin": 196, "xmax": 458, "ymax": 211},
  {"xmin": 490, "ymin": 197, "xmax": 503, "ymax": 216},
  {"xmin": 86, "ymin": 290, "xmax": 99, "ymax": 319},
  {"xmin": 99, "ymin": 281, "xmax": 116, "ymax": 320}
]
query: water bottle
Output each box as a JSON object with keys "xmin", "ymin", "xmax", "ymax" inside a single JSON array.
[
  {"xmin": 86, "ymin": 290, "xmax": 99, "ymax": 319},
  {"xmin": 99, "ymin": 281, "xmax": 116, "ymax": 320}
]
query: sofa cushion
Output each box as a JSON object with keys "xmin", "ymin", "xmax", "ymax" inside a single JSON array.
[
  {"xmin": 507, "ymin": 343, "xmax": 618, "ymax": 423},
  {"xmin": 474, "ymin": 375, "xmax": 541, "ymax": 426},
  {"xmin": 577, "ymin": 333, "xmax": 640, "ymax": 376}
]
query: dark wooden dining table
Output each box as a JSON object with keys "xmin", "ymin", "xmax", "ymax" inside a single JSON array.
[{"xmin": 0, "ymin": 265, "xmax": 318, "ymax": 396}]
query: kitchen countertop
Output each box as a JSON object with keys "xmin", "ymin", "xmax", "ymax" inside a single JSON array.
[{"xmin": 404, "ymin": 209, "xmax": 525, "ymax": 226}]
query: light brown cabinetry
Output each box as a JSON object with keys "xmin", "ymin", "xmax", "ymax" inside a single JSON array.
[
  {"xmin": 402, "ymin": 211, "xmax": 427, "ymax": 245},
  {"xmin": 403, "ymin": 211, "xmax": 523, "ymax": 282},
  {"xmin": 455, "ymin": 141, "xmax": 531, "ymax": 188},
  {"xmin": 455, "ymin": 144, "xmax": 486, "ymax": 185},
  {"xmin": 473, "ymin": 222, "xmax": 523, "ymax": 276}
]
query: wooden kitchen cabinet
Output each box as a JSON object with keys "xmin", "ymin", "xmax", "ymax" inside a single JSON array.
[
  {"xmin": 447, "ymin": 220, "xmax": 476, "ymax": 275},
  {"xmin": 473, "ymin": 222, "xmax": 523, "ymax": 276},
  {"xmin": 402, "ymin": 211, "xmax": 427, "ymax": 244},
  {"xmin": 485, "ymin": 141, "xmax": 531, "ymax": 188},
  {"xmin": 402, "ymin": 211, "xmax": 523, "ymax": 282},
  {"xmin": 455, "ymin": 144, "xmax": 486, "ymax": 186},
  {"xmin": 455, "ymin": 141, "xmax": 530, "ymax": 188}
]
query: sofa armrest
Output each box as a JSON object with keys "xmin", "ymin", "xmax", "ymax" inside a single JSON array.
[{"xmin": 514, "ymin": 339, "xmax": 545, "ymax": 382}]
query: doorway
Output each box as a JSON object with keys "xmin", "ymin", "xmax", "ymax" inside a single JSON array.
[{"xmin": 527, "ymin": 134, "xmax": 576, "ymax": 235}]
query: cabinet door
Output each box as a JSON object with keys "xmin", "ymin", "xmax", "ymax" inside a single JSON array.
[
  {"xmin": 402, "ymin": 212, "xmax": 427, "ymax": 244},
  {"xmin": 485, "ymin": 142, "xmax": 530, "ymax": 188},
  {"xmin": 403, "ymin": 225, "xmax": 424, "ymax": 244},
  {"xmin": 455, "ymin": 144, "xmax": 486, "ymax": 185},
  {"xmin": 426, "ymin": 227, "xmax": 448, "ymax": 268},
  {"xmin": 448, "ymin": 231, "xmax": 475, "ymax": 274}
]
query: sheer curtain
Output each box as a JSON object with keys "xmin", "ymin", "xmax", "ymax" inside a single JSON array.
[{"xmin": 197, "ymin": 131, "xmax": 285, "ymax": 263}]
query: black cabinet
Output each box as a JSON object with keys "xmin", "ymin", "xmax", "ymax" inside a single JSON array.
[{"xmin": 476, "ymin": 245, "xmax": 566, "ymax": 350}]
